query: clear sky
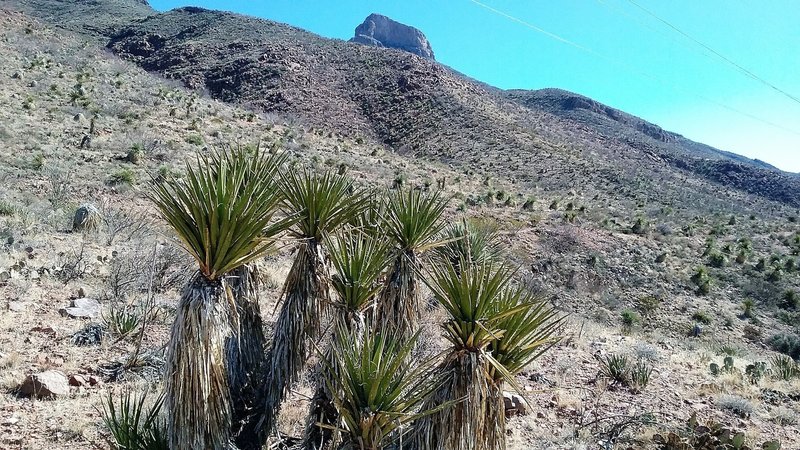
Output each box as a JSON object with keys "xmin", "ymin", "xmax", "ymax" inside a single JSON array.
[{"xmin": 149, "ymin": 0, "xmax": 800, "ymax": 173}]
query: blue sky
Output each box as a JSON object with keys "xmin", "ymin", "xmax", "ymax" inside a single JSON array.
[{"xmin": 149, "ymin": 0, "xmax": 800, "ymax": 173}]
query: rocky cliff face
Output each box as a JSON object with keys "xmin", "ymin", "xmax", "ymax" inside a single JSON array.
[{"xmin": 350, "ymin": 13, "xmax": 434, "ymax": 59}]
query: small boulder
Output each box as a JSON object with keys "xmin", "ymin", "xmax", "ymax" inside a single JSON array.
[
  {"xmin": 503, "ymin": 391, "xmax": 528, "ymax": 417},
  {"xmin": 68, "ymin": 374, "xmax": 88, "ymax": 387},
  {"xmin": 19, "ymin": 370, "xmax": 69, "ymax": 398},
  {"xmin": 62, "ymin": 298, "xmax": 101, "ymax": 319}
]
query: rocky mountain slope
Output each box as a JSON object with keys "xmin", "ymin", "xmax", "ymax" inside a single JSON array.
[
  {"xmin": 0, "ymin": 2, "xmax": 798, "ymax": 449},
  {"xmin": 9, "ymin": 0, "xmax": 800, "ymax": 210}
]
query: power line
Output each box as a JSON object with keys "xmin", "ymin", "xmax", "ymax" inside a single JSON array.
[
  {"xmin": 466, "ymin": 0, "xmax": 800, "ymax": 136},
  {"xmin": 624, "ymin": 0, "xmax": 800, "ymax": 106}
]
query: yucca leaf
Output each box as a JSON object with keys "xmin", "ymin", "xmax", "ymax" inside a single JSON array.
[{"xmin": 149, "ymin": 146, "xmax": 288, "ymax": 281}]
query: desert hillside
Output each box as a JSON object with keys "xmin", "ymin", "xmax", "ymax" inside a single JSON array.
[{"xmin": 0, "ymin": 2, "xmax": 798, "ymax": 450}]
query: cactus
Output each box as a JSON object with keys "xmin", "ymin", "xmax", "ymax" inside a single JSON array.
[{"xmin": 723, "ymin": 356, "xmax": 735, "ymax": 372}]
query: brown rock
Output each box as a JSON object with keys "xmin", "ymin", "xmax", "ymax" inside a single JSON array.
[
  {"xmin": 19, "ymin": 370, "xmax": 70, "ymax": 398},
  {"xmin": 503, "ymin": 391, "xmax": 528, "ymax": 417},
  {"xmin": 68, "ymin": 374, "xmax": 87, "ymax": 387}
]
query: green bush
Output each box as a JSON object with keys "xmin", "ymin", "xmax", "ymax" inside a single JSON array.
[
  {"xmin": 621, "ymin": 309, "xmax": 640, "ymax": 330},
  {"xmin": 770, "ymin": 354, "xmax": 799, "ymax": 380},
  {"xmin": 768, "ymin": 332, "xmax": 800, "ymax": 360},
  {"xmin": 708, "ymin": 251, "xmax": 726, "ymax": 268},
  {"xmin": 184, "ymin": 134, "xmax": 204, "ymax": 146},
  {"xmin": 692, "ymin": 311, "xmax": 712, "ymax": 325},
  {"xmin": 598, "ymin": 353, "xmax": 630, "ymax": 385},
  {"xmin": 108, "ymin": 168, "xmax": 136, "ymax": 186},
  {"xmin": 102, "ymin": 389, "xmax": 168, "ymax": 450},
  {"xmin": 0, "ymin": 200, "xmax": 17, "ymax": 217}
]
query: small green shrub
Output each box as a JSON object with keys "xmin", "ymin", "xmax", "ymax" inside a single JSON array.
[
  {"xmin": 0, "ymin": 200, "xmax": 17, "ymax": 217},
  {"xmin": 598, "ymin": 354, "xmax": 630, "ymax": 385},
  {"xmin": 127, "ymin": 143, "xmax": 144, "ymax": 164},
  {"xmin": 631, "ymin": 217, "xmax": 648, "ymax": 235},
  {"xmin": 621, "ymin": 309, "xmax": 640, "ymax": 329},
  {"xmin": 521, "ymin": 197, "xmax": 535, "ymax": 211},
  {"xmin": 770, "ymin": 355, "xmax": 799, "ymax": 381},
  {"xmin": 108, "ymin": 168, "xmax": 136, "ymax": 186},
  {"xmin": 692, "ymin": 311, "xmax": 712, "ymax": 325},
  {"xmin": 741, "ymin": 299, "xmax": 754, "ymax": 319},
  {"xmin": 104, "ymin": 303, "xmax": 143, "ymax": 338},
  {"xmin": 630, "ymin": 360, "xmax": 652, "ymax": 391},
  {"xmin": 708, "ymin": 251, "xmax": 726, "ymax": 268},
  {"xmin": 102, "ymin": 389, "xmax": 168, "ymax": 450},
  {"xmin": 184, "ymin": 134, "xmax": 203, "ymax": 146},
  {"xmin": 768, "ymin": 332, "xmax": 800, "ymax": 359},
  {"xmin": 716, "ymin": 394, "xmax": 753, "ymax": 418},
  {"xmin": 781, "ymin": 290, "xmax": 798, "ymax": 310},
  {"xmin": 32, "ymin": 153, "xmax": 45, "ymax": 170}
]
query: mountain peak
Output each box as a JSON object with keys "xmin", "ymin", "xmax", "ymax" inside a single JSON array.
[{"xmin": 350, "ymin": 13, "xmax": 435, "ymax": 59}]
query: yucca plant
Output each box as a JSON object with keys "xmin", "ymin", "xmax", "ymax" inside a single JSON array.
[
  {"xmin": 305, "ymin": 229, "xmax": 392, "ymax": 449},
  {"xmin": 263, "ymin": 170, "xmax": 367, "ymax": 435},
  {"xmin": 377, "ymin": 188, "xmax": 447, "ymax": 339},
  {"xmin": 320, "ymin": 327, "xmax": 448, "ymax": 450},
  {"xmin": 151, "ymin": 146, "xmax": 288, "ymax": 450},
  {"xmin": 433, "ymin": 219, "xmax": 502, "ymax": 273},
  {"xmin": 101, "ymin": 388, "xmax": 168, "ymax": 450},
  {"xmin": 414, "ymin": 259, "xmax": 560, "ymax": 450},
  {"xmin": 413, "ymin": 259, "xmax": 511, "ymax": 450}
]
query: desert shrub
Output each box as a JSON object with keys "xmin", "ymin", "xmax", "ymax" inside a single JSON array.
[
  {"xmin": 521, "ymin": 197, "xmax": 535, "ymax": 211},
  {"xmin": 72, "ymin": 203, "xmax": 102, "ymax": 232},
  {"xmin": 104, "ymin": 302, "xmax": 143, "ymax": 338},
  {"xmin": 631, "ymin": 217, "xmax": 648, "ymax": 235},
  {"xmin": 0, "ymin": 200, "xmax": 17, "ymax": 216},
  {"xmin": 767, "ymin": 268, "xmax": 783, "ymax": 282},
  {"xmin": 781, "ymin": 290, "xmax": 798, "ymax": 309},
  {"xmin": 31, "ymin": 153, "xmax": 45, "ymax": 170},
  {"xmin": 102, "ymin": 388, "xmax": 168, "ymax": 450},
  {"xmin": 637, "ymin": 295, "xmax": 661, "ymax": 318},
  {"xmin": 630, "ymin": 360, "xmax": 653, "ymax": 391},
  {"xmin": 633, "ymin": 343, "xmax": 659, "ymax": 362},
  {"xmin": 716, "ymin": 394, "xmax": 753, "ymax": 418},
  {"xmin": 770, "ymin": 354, "xmax": 799, "ymax": 380},
  {"xmin": 598, "ymin": 353, "xmax": 630, "ymax": 385},
  {"xmin": 184, "ymin": 134, "xmax": 203, "ymax": 145},
  {"xmin": 621, "ymin": 309, "xmax": 640, "ymax": 331},
  {"xmin": 108, "ymin": 168, "xmax": 136, "ymax": 186},
  {"xmin": 691, "ymin": 267, "xmax": 711, "ymax": 295},
  {"xmin": 741, "ymin": 299, "xmax": 754, "ymax": 319},
  {"xmin": 768, "ymin": 332, "xmax": 800, "ymax": 359},
  {"xmin": 770, "ymin": 407, "xmax": 797, "ymax": 426},
  {"xmin": 708, "ymin": 251, "xmax": 726, "ymax": 268},
  {"xmin": 127, "ymin": 143, "xmax": 144, "ymax": 164},
  {"xmin": 692, "ymin": 311, "xmax": 712, "ymax": 325}
]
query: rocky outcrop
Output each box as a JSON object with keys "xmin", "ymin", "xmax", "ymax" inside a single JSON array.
[{"xmin": 350, "ymin": 13, "xmax": 434, "ymax": 59}]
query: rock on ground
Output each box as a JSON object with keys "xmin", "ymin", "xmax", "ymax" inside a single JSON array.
[
  {"xmin": 19, "ymin": 371, "xmax": 70, "ymax": 398},
  {"xmin": 61, "ymin": 298, "xmax": 101, "ymax": 319}
]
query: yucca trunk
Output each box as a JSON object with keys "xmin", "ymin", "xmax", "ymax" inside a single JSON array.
[
  {"xmin": 413, "ymin": 351, "xmax": 503, "ymax": 450},
  {"xmin": 264, "ymin": 239, "xmax": 329, "ymax": 433},
  {"xmin": 165, "ymin": 273, "xmax": 235, "ymax": 450},
  {"xmin": 377, "ymin": 250, "xmax": 419, "ymax": 339},
  {"xmin": 226, "ymin": 264, "xmax": 269, "ymax": 450},
  {"xmin": 305, "ymin": 312, "xmax": 368, "ymax": 450}
]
